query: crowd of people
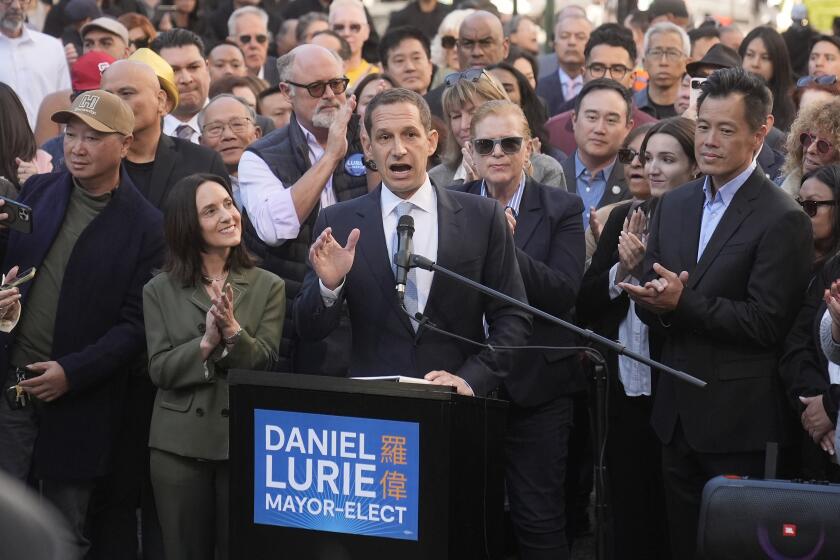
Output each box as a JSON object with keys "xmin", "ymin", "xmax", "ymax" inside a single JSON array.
[{"xmin": 2, "ymin": 0, "xmax": 840, "ymax": 558}]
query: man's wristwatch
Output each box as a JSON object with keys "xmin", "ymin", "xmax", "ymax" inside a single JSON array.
[{"xmin": 223, "ymin": 327, "xmax": 242, "ymax": 346}]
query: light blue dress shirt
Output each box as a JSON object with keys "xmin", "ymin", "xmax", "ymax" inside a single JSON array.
[
  {"xmin": 697, "ymin": 162, "xmax": 756, "ymax": 261},
  {"xmin": 575, "ymin": 152, "xmax": 616, "ymax": 229}
]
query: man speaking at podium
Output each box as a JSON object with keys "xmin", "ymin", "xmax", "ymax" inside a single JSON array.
[{"xmin": 294, "ymin": 88, "xmax": 531, "ymax": 397}]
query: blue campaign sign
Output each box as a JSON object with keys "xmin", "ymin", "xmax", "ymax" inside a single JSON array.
[{"xmin": 253, "ymin": 409, "xmax": 420, "ymax": 541}]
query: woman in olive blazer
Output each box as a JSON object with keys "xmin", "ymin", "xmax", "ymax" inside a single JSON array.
[{"xmin": 143, "ymin": 174, "xmax": 284, "ymax": 560}]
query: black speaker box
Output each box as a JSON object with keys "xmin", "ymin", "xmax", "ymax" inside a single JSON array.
[{"xmin": 698, "ymin": 475, "xmax": 840, "ymax": 559}]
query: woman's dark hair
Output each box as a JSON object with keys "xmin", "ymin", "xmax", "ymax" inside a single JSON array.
[
  {"xmin": 505, "ymin": 46, "xmax": 539, "ymax": 81},
  {"xmin": 738, "ymin": 26, "xmax": 795, "ymax": 132},
  {"xmin": 802, "ymin": 163, "xmax": 840, "ymax": 262},
  {"xmin": 162, "ymin": 173, "xmax": 254, "ymax": 287},
  {"xmin": 622, "ymin": 122, "xmax": 654, "ymax": 149},
  {"xmin": 0, "ymin": 83, "xmax": 37, "ymax": 191},
  {"xmin": 485, "ymin": 62, "xmax": 550, "ymax": 153},
  {"xmin": 352, "ymin": 73, "xmax": 396, "ymax": 112},
  {"xmin": 639, "ymin": 116, "xmax": 697, "ymax": 167}
]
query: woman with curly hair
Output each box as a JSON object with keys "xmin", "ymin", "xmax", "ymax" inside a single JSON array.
[{"xmin": 780, "ymin": 99, "xmax": 840, "ymax": 196}]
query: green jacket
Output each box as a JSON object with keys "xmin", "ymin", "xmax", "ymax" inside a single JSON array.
[{"xmin": 143, "ymin": 266, "xmax": 285, "ymax": 460}]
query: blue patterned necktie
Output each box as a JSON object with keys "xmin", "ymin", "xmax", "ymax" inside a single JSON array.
[
  {"xmin": 394, "ymin": 201, "xmax": 418, "ymax": 329},
  {"xmin": 175, "ymin": 124, "xmax": 195, "ymax": 141}
]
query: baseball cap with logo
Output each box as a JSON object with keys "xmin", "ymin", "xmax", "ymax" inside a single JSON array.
[
  {"xmin": 128, "ymin": 48, "xmax": 180, "ymax": 109},
  {"xmin": 52, "ymin": 89, "xmax": 135, "ymax": 136},
  {"xmin": 81, "ymin": 17, "xmax": 130, "ymax": 46},
  {"xmin": 71, "ymin": 51, "xmax": 117, "ymax": 93}
]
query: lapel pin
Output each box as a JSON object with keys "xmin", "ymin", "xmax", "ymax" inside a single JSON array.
[{"xmin": 611, "ymin": 185, "xmax": 621, "ymax": 195}]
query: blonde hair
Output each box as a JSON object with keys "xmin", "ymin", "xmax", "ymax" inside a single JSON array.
[
  {"xmin": 328, "ymin": 0, "xmax": 365, "ymax": 22},
  {"xmin": 441, "ymin": 71, "xmax": 509, "ymax": 167},
  {"xmin": 783, "ymin": 99, "xmax": 840, "ymax": 177},
  {"xmin": 430, "ymin": 9, "xmax": 474, "ymax": 68},
  {"xmin": 470, "ymin": 100, "xmax": 532, "ymax": 141}
]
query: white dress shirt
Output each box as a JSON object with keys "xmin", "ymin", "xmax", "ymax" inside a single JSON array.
[
  {"xmin": 238, "ymin": 122, "xmax": 337, "ymax": 246},
  {"xmin": 163, "ymin": 112, "xmax": 202, "ymax": 144},
  {"xmin": 608, "ymin": 263, "xmax": 651, "ymax": 396},
  {"xmin": 321, "ymin": 177, "xmax": 439, "ymax": 313},
  {"xmin": 0, "ymin": 28, "xmax": 70, "ymax": 129}
]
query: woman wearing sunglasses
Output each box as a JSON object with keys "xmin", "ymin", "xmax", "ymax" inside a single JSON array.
[
  {"xmin": 118, "ymin": 12, "xmax": 157, "ymax": 55},
  {"xmin": 781, "ymin": 99, "xmax": 840, "ymax": 196},
  {"xmin": 577, "ymin": 116, "xmax": 697, "ymax": 559},
  {"xmin": 429, "ymin": 69, "xmax": 566, "ymax": 190},
  {"xmin": 454, "ymin": 99, "xmax": 585, "ymax": 560},
  {"xmin": 781, "ymin": 164, "xmax": 840, "ymax": 483}
]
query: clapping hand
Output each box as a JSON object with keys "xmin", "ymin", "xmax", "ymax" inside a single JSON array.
[
  {"xmin": 620, "ymin": 263, "xmax": 689, "ymax": 313},
  {"xmin": 325, "ymin": 95, "xmax": 357, "ymax": 162},
  {"xmin": 309, "ymin": 227, "xmax": 360, "ymax": 290},
  {"xmin": 616, "ymin": 209, "xmax": 648, "ymax": 282},
  {"xmin": 824, "ymin": 280, "xmax": 840, "ymax": 344},
  {"xmin": 589, "ymin": 208, "xmax": 603, "ymax": 244},
  {"xmin": 504, "ymin": 207, "xmax": 516, "ymax": 235},
  {"xmin": 462, "ymin": 143, "xmax": 480, "ymax": 182},
  {"xmin": 210, "ymin": 281, "xmax": 240, "ymax": 340}
]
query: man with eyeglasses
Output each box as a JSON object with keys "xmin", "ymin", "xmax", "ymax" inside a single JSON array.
[
  {"xmin": 329, "ymin": 0, "xmax": 379, "ymax": 89},
  {"xmin": 0, "ymin": 0, "xmax": 71, "ymax": 129},
  {"xmin": 536, "ymin": 8, "xmax": 591, "ymax": 117},
  {"xmin": 199, "ymin": 94, "xmax": 262, "ymax": 208},
  {"xmin": 545, "ymin": 24, "xmax": 657, "ymax": 156},
  {"xmin": 228, "ymin": 6, "xmax": 279, "ymax": 86},
  {"xmin": 635, "ymin": 22, "xmax": 689, "ymax": 120},
  {"xmin": 238, "ymin": 44, "xmax": 369, "ymax": 374},
  {"xmin": 424, "ymin": 10, "xmax": 508, "ymax": 119},
  {"xmin": 152, "ymin": 29, "xmax": 212, "ymax": 144}
]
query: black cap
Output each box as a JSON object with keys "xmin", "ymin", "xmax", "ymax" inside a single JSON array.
[
  {"xmin": 686, "ymin": 44, "xmax": 741, "ymax": 76},
  {"xmin": 64, "ymin": 0, "xmax": 101, "ymax": 22},
  {"xmin": 648, "ymin": 0, "xmax": 689, "ymax": 19}
]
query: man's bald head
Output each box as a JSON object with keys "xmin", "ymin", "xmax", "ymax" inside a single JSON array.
[
  {"xmin": 457, "ymin": 10, "xmax": 509, "ymax": 70},
  {"xmin": 277, "ymin": 43, "xmax": 345, "ymax": 85},
  {"xmin": 101, "ymin": 60, "xmax": 168, "ymax": 134},
  {"xmin": 276, "ymin": 44, "xmax": 348, "ymax": 132}
]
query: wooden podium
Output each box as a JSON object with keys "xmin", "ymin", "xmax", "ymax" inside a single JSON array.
[{"xmin": 228, "ymin": 371, "xmax": 508, "ymax": 559}]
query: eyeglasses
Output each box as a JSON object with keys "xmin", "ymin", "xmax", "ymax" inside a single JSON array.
[
  {"xmin": 796, "ymin": 198, "xmax": 839, "ymax": 217},
  {"xmin": 646, "ymin": 48, "xmax": 684, "ymax": 61},
  {"xmin": 800, "ymin": 132, "xmax": 834, "ymax": 154},
  {"xmin": 617, "ymin": 147, "xmax": 640, "ymax": 164},
  {"xmin": 441, "ymin": 35, "xmax": 457, "ymax": 49},
  {"xmin": 796, "ymin": 75, "xmax": 838, "ymax": 88},
  {"xmin": 284, "ymin": 77, "xmax": 349, "ymax": 98},
  {"xmin": 472, "ymin": 136, "xmax": 524, "ymax": 156},
  {"xmin": 443, "ymin": 68, "xmax": 507, "ymax": 97},
  {"xmin": 332, "ymin": 23, "xmax": 363, "ymax": 34},
  {"xmin": 130, "ymin": 37, "xmax": 150, "ymax": 49},
  {"xmin": 239, "ymin": 34, "xmax": 268, "ymax": 45},
  {"xmin": 586, "ymin": 63, "xmax": 631, "ymax": 80},
  {"xmin": 202, "ymin": 117, "xmax": 254, "ymax": 138}
]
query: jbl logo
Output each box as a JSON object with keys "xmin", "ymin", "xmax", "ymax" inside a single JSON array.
[{"xmin": 77, "ymin": 94, "xmax": 100, "ymax": 111}]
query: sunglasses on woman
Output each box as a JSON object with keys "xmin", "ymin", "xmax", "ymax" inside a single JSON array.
[
  {"xmin": 472, "ymin": 136, "xmax": 524, "ymax": 156},
  {"xmin": 618, "ymin": 147, "xmax": 641, "ymax": 164},
  {"xmin": 130, "ymin": 37, "xmax": 150, "ymax": 49},
  {"xmin": 796, "ymin": 75, "xmax": 838, "ymax": 88},
  {"xmin": 441, "ymin": 35, "xmax": 457, "ymax": 49},
  {"xmin": 796, "ymin": 198, "xmax": 839, "ymax": 217},
  {"xmin": 800, "ymin": 132, "xmax": 834, "ymax": 154}
]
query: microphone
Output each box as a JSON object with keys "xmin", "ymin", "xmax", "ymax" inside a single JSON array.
[{"xmin": 394, "ymin": 214, "xmax": 414, "ymax": 304}]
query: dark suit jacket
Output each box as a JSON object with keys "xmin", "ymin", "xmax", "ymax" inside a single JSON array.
[
  {"xmin": 424, "ymin": 83, "xmax": 445, "ymax": 120},
  {"xmin": 561, "ymin": 151, "xmax": 630, "ymax": 209},
  {"xmin": 147, "ymin": 133, "xmax": 228, "ymax": 209},
  {"xmin": 294, "ymin": 184, "xmax": 532, "ymax": 397},
  {"xmin": 0, "ymin": 170, "xmax": 164, "ymax": 480},
  {"xmin": 263, "ymin": 56, "xmax": 280, "ymax": 86},
  {"xmin": 456, "ymin": 178, "xmax": 586, "ymax": 406},
  {"xmin": 637, "ymin": 168, "xmax": 813, "ymax": 454},
  {"xmin": 535, "ymin": 72, "xmax": 567, "ymax": 118}
]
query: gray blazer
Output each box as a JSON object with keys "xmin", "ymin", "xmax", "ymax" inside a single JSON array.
[
  {"xmin": 428, "ymin": 153, "xmax": 567, "ymax": 191},
  {"xmin": 143, "ymin": 266, "xmax": 285, "ymax": 460}
]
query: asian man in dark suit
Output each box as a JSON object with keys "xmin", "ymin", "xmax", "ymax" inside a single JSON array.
[
  {"xmin": 622, "ymin": 67, "xmax": 813, "ymax": 559},
  {"xmin": 294, "ymin": 88, "xmax": 531, "ymax": 397},
  {"xmin": 455, "ymin": 99, "xmax": 585, "ymax": 559},
  {"xmin": 561, "ymin": 78, "xmax": 633, "ymax": 231}
]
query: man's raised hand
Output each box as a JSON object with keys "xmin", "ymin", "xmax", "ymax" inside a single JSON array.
[{"xmin": 309, "ymin": 227, "xmax": 360, "ymax": 290}]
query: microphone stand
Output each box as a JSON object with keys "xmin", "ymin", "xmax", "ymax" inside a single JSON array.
[{"xmin": 409, "ymin": 253, "xmax": 705, "ymax": 560}]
